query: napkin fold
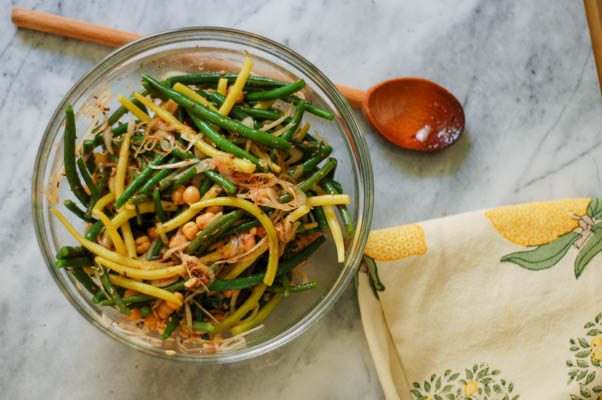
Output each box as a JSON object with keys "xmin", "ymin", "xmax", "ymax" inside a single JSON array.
[{"xmin": 358, "ymin": 198, "xmax": 602, "ymax": 400}]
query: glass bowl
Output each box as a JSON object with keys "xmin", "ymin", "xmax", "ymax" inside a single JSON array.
[{"xmin": 32, "ymin": 27, "xmax": 373, "ymax": 363}]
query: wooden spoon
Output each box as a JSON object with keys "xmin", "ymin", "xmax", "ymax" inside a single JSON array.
[{"xmin": 11, "ymin": 7, "xmax": 465, "ymax": 151}]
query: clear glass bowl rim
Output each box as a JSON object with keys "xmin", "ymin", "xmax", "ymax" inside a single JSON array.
[{"xmin": 32, "ymin": 26, "xmax": 374, "ymax": 364}]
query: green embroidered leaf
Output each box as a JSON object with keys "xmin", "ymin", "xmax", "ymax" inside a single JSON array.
[
  {"xmin": 473, "ymin": 364, "xmax": 478, "ymax": 372},
  {"xmin": 410, "ymin": 389, "xmax": 422, "ymax": 399},
  {"xmin": 588, "ymin": 329, "xmax": 602, "ymax": 336},
  {"xmin": 501, "ymin": 231, "xmax": 581, "ymax": 271},
  {"xmin": 435, "ymin": 395, "xmax": 443, "ymax": 400},
  {"xmin": 491, "ymin": 369, "xmax": 501, "ymax": 375},
  {"xmin": 571, "ymin": 346, "xmax": 580, "ymax": 351},
  {"xmin": 576, "ymin": 349, "xmax": 592, "ymax": 358},
  {"xmin": 578, "ymin": 360, "xmax": 589, "ymax": 368},
  {"xmin": 581, "ymin": 387, "xmax": 591, "ymax": 398},
  {"xmin": 509, "ymin": 383, "xmax": 514, "ymax": 393},
  {"xmin": 571, "ymin": 395, "xmax": 581, "ymax": 400},
  {"xmin": 442, "ymin": 384, "xmax": 452, "ymax": 392},
  {"xmin": 431, "ymin": 373, "xmax": 436, "ymax": 382},
  {"xmin": 424, "ymin": 381, "xmax": 431, "ymax": 392},
  {"xmin": 593, "ymin": 386, "xmax": 602, "ymax": 393},
  {"xmin": 478, "ymin": 387, "xmax": 482, "ymax": 395},
  {"xmin": 586, "ymin": 371, "xmax": 596, "ymax": 385},
  {"xmin": 485, "ymin": 385, "xmax": 491, "ymax": 395},
  {"xmin": 567, "ymin": 360, "xmax": 574, "ymax": 367},
  {"xmin": 587, "ymin": 197, "xmax": 602, "ymax": 219},
  {"xmin": 586, "ymin": 321, "xmax": 596, "ymax": 329},
  {"xmin": 448, "ymin": 373, "xmax": 460, "ymax": 381},
  {"xmin": 503, "ymin": 395, "xmax": 509, "ymax": 400},
  {"xmin": 446, "ymin": 395, "xmax": 454, "ymax": 400},
  {"xmin": 444, "ymin": 369, "xmax": 451, "ymax": 377},
  {"xmin": 575, "ymin": 231, "xmax": 602, "ymax": 278},
  {"xmin": 493, "ymin": 385, "xmax": 502, "ymax": 393},
  {"xmin": 580, "ymin": 338, "xmax": 591, "ymax": 348},
  {"xmin": 477, "ymin": 367, "xmax": 489, "ymax": 379},
  {"xmin": 436, "ymin": 377, "xmax": 442, "ymax": 390},
  {"xmin": 466, "ymin": 369, "xmax": 473, "ymax": 379},
  {"xmin": 571, "ymin": 338, "xmax": 577, "ymax": 345},
  {"xmin": 481, "ymin": 377, "xmax": 493, "ymax": 384},
  {"xmin": 578, "ymin": 370, "xmax": 588, "ymax": 380},
  {"xmin": 413, "ymin": 382, "xmax": 420, "ymax": 389},
  {"xmin": 501, "ymin": 379, "xmax": 506, "ymax": 385},
  {"xmin": 597, "ymin": 313, "xmax": 602, "ymax": 324},
  {"xmin": 512, "ymin": 396, "xmax": 520, "ymax": 400}
]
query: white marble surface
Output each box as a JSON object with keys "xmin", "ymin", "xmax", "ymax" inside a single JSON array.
[{"xmin": 1, "ymin": 0, "xmax": 600, "ymax": 398}]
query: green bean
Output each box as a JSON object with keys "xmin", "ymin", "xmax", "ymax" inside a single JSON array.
[
  {"xmin": 246, "ymin": 80, "xmax": 305, "ymax": 101},
  {"xmin": 198, "ymin": 178, "xmax": 213, "ymax": 198},
  {"xmin": 285, "ymin": 95, "xmax": 334, "ymax": 120},
  {"xmin": 219, "ymin": 220, "xmax": 260, "ymax": 238},
  {"xmin": 187, "ymin": 112, "xmax": 263, "ymax": 170},
  {"xmin": 146, "ymin": 238, "xmax": 164, "ymax": 260},
  {"xmin": 323, "ymin": 180, "xmax": 354, "ymax": 237},
  {"xmin": 171, "ymin": 147, "xmax": 195, "ymax": 160},
  {"xmin": 64, "ymin": 200, "xmax": 95, "ymax": 223},
  {"xmin": 208, "ymin": 273, "xmax": 265, "ymax": 291},
  {"xmin": 114, "ymin": 154, "xmax": 166, "ymax": 208},
  {"xmin": 299, "ymin": 145, "xmax": 333, "ymax": 176},
  {"xmin": 281, "ymin": 101, "xmax": 306, "ymax": 141},
  {"xmin": 76, "ymin": 157, "xmax": 99, "ymax": 198},
  {"xmin": 186, "ymin": 210, "xmax": 245, "ymax": 254},
  {"xmin": 99, "ymin": 267, "xmax": 130, "ymax": 316},
  {"xmin": 85, "ymin": 221, "xmax": 104, "ymax": 241},
  {"xmin": 278, "ymin": 236, "xmax": 326, "ymax": 276},
  {"xmin": 153, "ymin": 188, "xmax": 167, "ymax": 222},
  {"xmin": 138, "ymin": 157, "xmax": 179, "ymax": 194},
  {"xmin": 55, "ymin": 256, "xmax": 94, "ymax": 268},
  {"xmin": 288, "ymin": 281, "xmax": 317, "ymax": 293},
  {"xmin": 210, "ymin": 237, "xmax": 325, "ymax": 291},
  {"xmin": 127, "ymin": 193, "xmax": 149, "ymax": 206},
  {"xmin": 57, "ymin": 246, "xmax": 88, "ymax": 259},
  {"xmin": 292, "ymin": 140, "xmax": 324, "ymax": 155},
  {"xmin": 312, "ymin": 206, "xmax": 328, "ymax": 231},
  {"xmin": 70, "ymin": 268, "xmax": 99, "ymax": 295},
  {"xmin": 166, "ymin": 73, "xmax": 287, "ymax": 89},
  {"xmin": 99, "ymin": 281, "xmax": 186, "ymax": 306},
  {"xmin": 172, "ymin": 166, "xmax": 198, "ymax": 188},
  {"xmin": 236, "ymin": 107, "xmax": 281, "ymax": 120},
  {"xmin": 161, "ymin": 313, "xmax": 181, "ymax": 340},
  {"xmin": 63, "ymin": 106, "xmax": 90, "ymax": 205},
  {"xmin": 143, "ymin": 75, "xmax": 291, "ymax": 151},
  {"xmin": 139, "ymin": 305, "xmax": 152, "ymax": 317},
  {"xmin": 279, "ymin": 158, "xmax": 337, "ymax": 202},
  {"xmin": 192, "ymin": 321, "xmax": 215, "ymax": 332},
  {"xmin": 203, "ymin": 170, "xmax": 237, "ymax": 194},
  {"xmin": 83, "ymin": 140, "xmax": 97, "ymax": 172},
  {"xmin": 107, "ymin": 89, "xmax": 148, "ymax": 126},
  {"xmin": 195, "ymin": 91, "xmax": 249, "ymax": 120}
]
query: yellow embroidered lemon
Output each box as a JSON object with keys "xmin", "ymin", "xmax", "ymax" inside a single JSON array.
[
  {"xmin": 364, "ymin": 224, "xmax": 427, "ymax": 261},
  {"xmin": 485, "ymin": 198, "xmax": 589, "ymax": 247},
  {"xmin": 592, "ymin": 349, "xmax": 602, "ymax": 365},
  {"xmin": 591, "ymin": 335, "xmax": 602, "ymax": 349},
  {"xmin": 464, "ymin": 380, "xmax": 478, "ymax": 397}
]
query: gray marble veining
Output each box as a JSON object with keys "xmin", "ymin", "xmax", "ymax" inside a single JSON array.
[{"xmin": 1, "ymin": 0, "xmax": 600, "ymax": 399}]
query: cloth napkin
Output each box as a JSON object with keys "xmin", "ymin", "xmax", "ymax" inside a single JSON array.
[{"xmin": 358, "ymin": 198, "xmax": 602, "ymax": 400}]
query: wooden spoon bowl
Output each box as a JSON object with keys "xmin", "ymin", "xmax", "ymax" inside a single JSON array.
[{"xmin": 362, "ymin": 78, "xmax": 465, "ymax": 151}]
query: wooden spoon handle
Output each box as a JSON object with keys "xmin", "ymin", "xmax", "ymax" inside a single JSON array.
[
  {"xmin": 584, "ymin": 0, "xmax": 602, "ymax": 94},
  {"xmin": 12, "ymin": 7, "xmax": 142, "ymax": 47},
  {"xmin": 11, "ymin": 7, "xmax": 365, "ymax": 107}
]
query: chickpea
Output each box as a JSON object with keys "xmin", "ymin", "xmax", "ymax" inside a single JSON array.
[
  {"xmin": 135, "ymin": 235, "xmax": 151, "ymax": 254},
  {"xmin": 171, "ymin": 185, "xmax": 186, "ymax": 205},
  {"xmin": 227, "ymin": 86, "xmax": 245, "ymax": 104},
  {"xmin": 168, "ymin": 230, "xmax": 188, "ymax": 248},
  {"xmin": 182, "ymin": 185, "xmax": 200, "ymax": 205},
  {"xmin": 182, "ymin": 221, "xmax": 199, "ymax": 240},
  {"xmin": 196, "ymin": 212, "xmax": 216, "ymax": 230},
  {"xmin": 156, "ymin": 292, "xmax": 184, "ymax": 320},
  {"xmin": 206, "ymin": 206, "xmax": 222, "ymax": 214},
  {"xmin": 147, "ymin": 227, "xmax": 159, "ymax": 240}
]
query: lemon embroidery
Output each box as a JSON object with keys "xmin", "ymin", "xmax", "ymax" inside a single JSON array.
[
  {"xmin": 410, "ymin": 363, "xmax": 518, "ymax": 400},
  {"xmin": 365, "ymin": 224, "xmax": 427, "ymax": 262},
  {"xmin": 486, "ymin": 198, "xmax": 588, "ymax": 247},
  {"xmin": 566, "ymin": 312, "xmax": 602, "ymax": 398},
  {"xmin": 493, "ymin": 198, "xmax": 602, "ymax": 278}
]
